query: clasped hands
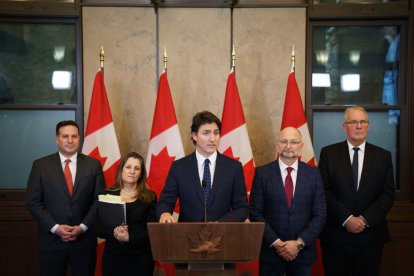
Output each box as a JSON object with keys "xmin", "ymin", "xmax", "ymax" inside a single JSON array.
[
  {"xmin": 113, "ymin": 225, "xmax": 129, "ymax": 242},
  {"xmin": 274, "ymin": 240, "xmax": 298, "ymax": 262},
  {"xmin": 55, "ymin": 224, "xmax": 84, "ymax": 242},
  {"xmin": 345, "ymin": 216, "xmax": 367, "ymax": 234}
]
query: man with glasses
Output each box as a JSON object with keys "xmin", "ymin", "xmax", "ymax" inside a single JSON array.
[
  {"xmin": 250, "ymin": 126, "xmax": 326, "ymax": 276},
  {"xmin": 319, "ymin": 106, "xmax": 395, "ymax": 276}
]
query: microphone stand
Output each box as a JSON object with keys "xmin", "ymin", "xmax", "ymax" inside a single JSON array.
[{"xmin": 202, "ymin": 180, "xmax": 207, "ymax": 222}]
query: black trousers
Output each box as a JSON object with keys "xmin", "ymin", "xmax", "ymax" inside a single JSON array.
[
  {"xmin": 321, "ymin": 241, "xmax": 384, "ymax": 276},
  {"xmin": 40, "ymin": 246, "xmax": 96, "ymax": 276}
]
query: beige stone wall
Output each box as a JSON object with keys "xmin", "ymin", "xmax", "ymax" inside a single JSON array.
[{"xmin": 82, "ymin": 7, "xmax": 306, "ymax": 167}]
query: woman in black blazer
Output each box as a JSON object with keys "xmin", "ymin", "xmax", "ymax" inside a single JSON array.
[{"xmin": 94, "ymin": 152, "xmax": 157, "ymax": 276}]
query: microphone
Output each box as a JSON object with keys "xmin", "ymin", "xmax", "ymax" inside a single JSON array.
[{"xmin": 202, "ymin": 180, "xmax": 207, "ymax": 222}]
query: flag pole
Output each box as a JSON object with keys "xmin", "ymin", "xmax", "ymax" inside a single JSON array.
[
  {"xmin": 100, "ymin": 46, "xmax": 105, "ymax": 78},
  {"xmin": 231, "ymin": 44, "xmax": 236, "ymax": 69},
  {"xmin": 163, "ymin": 47, "xmax": 168, "ymax": 72},
  {"xmin": 291, "ymin": 45, "xmax": 295, "ymax": 73}
]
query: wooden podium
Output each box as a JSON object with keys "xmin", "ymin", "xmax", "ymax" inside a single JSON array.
[{"xmin": 148, "ymin": 222, "xmax": 264, "ymax": 275}]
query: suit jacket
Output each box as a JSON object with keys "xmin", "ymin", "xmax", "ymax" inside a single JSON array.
[
  {"xmin": 156, "ymin": 151, "xmax": 248, "ymax": 222},
  {"xmin": 249, "ymin": 160, "xmax": 326, "ymax": 265},
  {"xmin": 26, "ymin": 152, "xmax": 105, "ymax": 250},
  {"xmin": 318, "ymin": 141, "xmax": 395, "ymax": 246}
]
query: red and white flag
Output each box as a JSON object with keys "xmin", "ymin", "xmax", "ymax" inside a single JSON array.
[
  {"xmin": 81, "ymin": 69, "xmax": 121, "ymax": 276},
  {"xmin": 280, "ymin": 70, "xmax": 323, "ymax": 276},
  {"xmin": 218, "ymin": 68, "xmax": 258, "ymax": 275},
  {"xmin": 218, "ymin": 67, "xmax": 255, "ymax": 196},
  {"xmin": 146, "ymin": 70, "xmax": 185, "ymax": 203},
  {"xmin": 280, "ymin": 71, "xmax": 316, "ymax": 167},
  {"xmin": 82, "ymin": 69, "xmax": 121, "ymax": 186},
  {"xmin": 146, "ymin": 70, "xmax": 184, "ymax": 276}
]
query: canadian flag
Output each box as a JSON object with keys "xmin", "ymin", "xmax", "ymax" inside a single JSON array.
[
  {"xmin": 280, "ymin": 71, "xmax": 316, "ymax": 167},
  {"xmin": 280, "ymin": 71, "xmax": 323, "ymax": 276},
  {"xmin": 218, "ymin": 67, "xmax": 255, "ymax": 196},
  {"xmin": 146, "ymin": 70, "xmax": 184, "ymax": 276},
  {"xmin": 146, "ymin": 70, "xmax": 185, "ymax": 203},
  {"xmin": 81, "ymin": 69, "xmax": 121, "ymax": 276},
  {"xmin": 218, "ymin": 67, "xmax": 257, "ymax": 275},
  {"xmin": 82, "ymin": 69, "xmax": 121, "ymax": 186}
]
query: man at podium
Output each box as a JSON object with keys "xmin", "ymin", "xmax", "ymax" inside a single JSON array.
[
  {"xmin": 250, "ymin": 127, "xmax": 326, "ymax": 276},
  {"xmin": 156, "ymin": 110, "xmax": 248, "ymax": 223}
]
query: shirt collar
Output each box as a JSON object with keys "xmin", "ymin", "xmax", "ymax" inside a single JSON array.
[
  {"xmin": 195, "ymin": 150, "xmax": 217, "ymax": 168},
  {"xmin": 278, "ymin": 158, "xmax": 299, "ymax": 172},
  {"xmin": 347, "ymin": 140, "xmax": 366, "ymax": 154},
  {"xmin": 59, "ymin": 152, "xmax": 78, "ymax": 164}
]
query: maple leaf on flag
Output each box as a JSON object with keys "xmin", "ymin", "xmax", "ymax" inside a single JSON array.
[
  {"xmin": 147, "ymin": 147, "xmax": 176, "ymax": 198},
  {"xmin": 221, "ymin": 147, "xmax": 241, "ymax": 162},
  {"xmin": 88, "ymin": 147, "xmax": 108, "ymax": 169}
]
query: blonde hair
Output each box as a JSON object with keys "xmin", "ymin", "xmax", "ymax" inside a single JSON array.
[{"xmin": 109, "ymin": 152, "xmax": 155, "ymax": 203}]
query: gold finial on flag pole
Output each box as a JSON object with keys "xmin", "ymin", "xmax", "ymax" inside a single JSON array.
[
  {"xmin": 291, "ymin": 45, "xmax": 295, "ymax": 73},
  {"xmin": 163, "ymin": 47, "xmax": 168, "ymax": 71},
  {"xmin": 232, "ymin": 44, "xmax": 236, "ymax": 68},
  {"xmin": 100, "ymin": 46, "xmax": 105, "ymax": 69}
]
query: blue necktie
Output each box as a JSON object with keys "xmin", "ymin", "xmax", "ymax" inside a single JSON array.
[
  {"xmin": 352, "ymin": 147, "xmax": 360, "ymax": 190},
  {"xmin": 203, "ymin": 159, "xmax": 212, "ymax": 203}
]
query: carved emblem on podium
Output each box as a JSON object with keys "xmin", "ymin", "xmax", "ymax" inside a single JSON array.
[{"xmin": 187, "ymin": 226, "xmax": 222, "ymax": 256}]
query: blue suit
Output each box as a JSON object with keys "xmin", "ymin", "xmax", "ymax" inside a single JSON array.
[
  {"xmin": 250, "ymin": 160, "xmax": 326, "ymax": 269},
  {"xmin": 156, "ymin": 151, "xmax": 248, "ymax": 222}
]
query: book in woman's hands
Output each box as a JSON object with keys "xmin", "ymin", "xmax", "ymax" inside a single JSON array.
[{"xmin": 97, "ymin": 194, "xmax": 126, "ymax": 227}]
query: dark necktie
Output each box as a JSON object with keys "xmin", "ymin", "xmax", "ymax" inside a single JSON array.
[
  {"xmin": 64, "ymin": 159, "xmax": 73, "ymax": 196},
  {"xmin": 285, "ymin": 167, "xmax": 293, "ymax": 208},
  {"xmin": 203, "ymin": 159, "xmax": 212, "ymax": 203},
  {"xmin": 352, "ymin": 147, "xmax": 360, "ymax": 190}
]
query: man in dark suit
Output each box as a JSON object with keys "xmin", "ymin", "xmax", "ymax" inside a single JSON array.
[
  {"xmin": 26, "ymin": 120, "xmax": 105, "ymax": 276},
  {"xmin": 250, "ymin": 126, "xmax": 326, "ymax": 276},
  {"xmin": 319, "ymin": 106, "xmax": 395, "ymax": 276},
  {"xmin": 156, "ymin": 110, "xmax": 248, "ymax": 223}
]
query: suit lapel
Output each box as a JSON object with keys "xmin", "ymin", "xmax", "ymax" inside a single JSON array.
[
  {"xmin": 72, "ymin": 154, "xmax": 85, "ymax": 196},
  {"xmin": 291, "ymin": 162, "xmax": 305, "ymax": 212},
  {"xmin": 272, "ymin": 161, "xmax": 290, "ymax": 211},
  {"xmin": 212, "ymin": 152, "xmax": 223, "ymax": 185},
  {"xmin": 358, "ymin": 143, "xmax": 372, "ymax": 193},
  {"xmin": 339, "ymin": 141, "xmax": 356, "ymax": 191},
  {"xmin": 188, "ymin": 153, "xmax": 205, "ymax": 204}
]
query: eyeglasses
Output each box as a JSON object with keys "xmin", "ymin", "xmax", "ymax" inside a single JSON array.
[
  {"xmin": 344, "ymin": 120, "xmax": 369, "ymax": 127},
  {"xmin": 278, "ymin": 140, "xmax": 302, "ymax": 147}
]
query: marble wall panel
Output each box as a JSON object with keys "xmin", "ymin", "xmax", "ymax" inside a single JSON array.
[
  {"xmin": 82, "ymin": 7, "xmax": 306, "ymax": 167},
  {"xmin": 82, "ymin": 7, "xmax": 157, "ymax": 156},
  {"xmin": 234, "ymin": 8, "xmax": 306, "ymax": 166},
  {"xmin": 158, "ymin": 8, "xmax": 231, "ymax": 154}
]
